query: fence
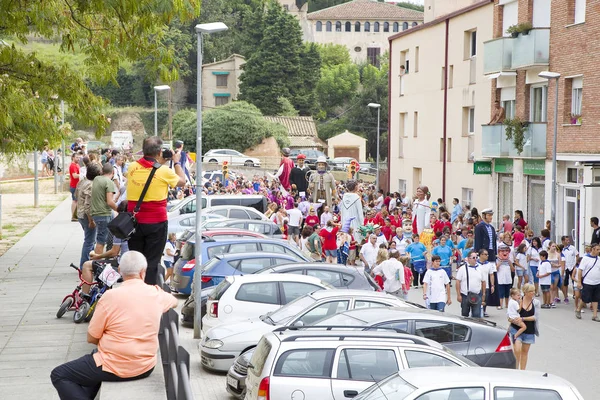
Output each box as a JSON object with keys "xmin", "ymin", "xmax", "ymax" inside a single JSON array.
[{"xmin": 158, "ymin": 270, "xmax": 194, "ymax": 400}]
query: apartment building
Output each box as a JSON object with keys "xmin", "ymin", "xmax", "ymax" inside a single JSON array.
[
  {"xmin": 201, "ymin": 54, "xmax": 245, "ymax": 110},
  {"xmin": 388, "ymin": 0, "xmax": 495, "ymax": 211},
  {"xmin": 482, "ymin": 0, "xmax": 600, "ymax": 249}
]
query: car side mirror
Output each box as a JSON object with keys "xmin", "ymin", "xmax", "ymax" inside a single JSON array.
[
  {"xmin": 293, "ymin": 320, "xmax": 304, "ymax": 327},
  {"xmin": 180, "ymin": 208, "xmax": 184, "ymax": 215}
]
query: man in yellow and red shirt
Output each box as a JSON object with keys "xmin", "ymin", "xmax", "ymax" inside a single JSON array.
[{"xmin": 126, "ymin": 137, "xmax": 185, "ymax": 284}]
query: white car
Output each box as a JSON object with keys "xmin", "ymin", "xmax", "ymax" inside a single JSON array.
[
  {"xmin": 201, "ymin": 274, "xmax": 332, "ymax": 337},
  {"xmin": 354, "ymin": 366, "xmax": 584, "ymax": 400},
  {"xmin": 203, "ymin": 205, "xmax": 269, "ymax": 221},
  {"xmin": 202, "ymin": 290, "xmax": 422, "ymax": 372},
  {"xmin": 245, "ymin": 329, "xmax": 476, "ymax": 400},
  {"xmin": 203, "ymin": 149, "xmax": 261, "ymax": 167}
]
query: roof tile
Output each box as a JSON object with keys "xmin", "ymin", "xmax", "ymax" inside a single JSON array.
[{"xmin": 308, "ymin": 0, "xmax": 423, "ymax": 21}]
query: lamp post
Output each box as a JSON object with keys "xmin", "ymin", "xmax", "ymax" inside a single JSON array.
[
  {"xmin": 153, "ymin": 85, "xmax": 171, "ymax": 137},
  {"xmin": 194, "ymin": 22, "xmax": 228, "ymax": 339},
  {"xmin": 538, "ymin": 71, "xmax": 560, "ymax": 242},
  {"xmin": 368, "ymin": 103, "xmax": 381, "ymax": 190}
]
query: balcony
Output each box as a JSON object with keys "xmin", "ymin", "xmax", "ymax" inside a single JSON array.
[
  {"xmin": 481, "ymin": 122, "xmax": 547, "ymax": 158},
  {"xmin": 483, "ymin": 37, "xmax": 514, "ymax": 75},
  {"xmin": 511, "ymin": 28, "xmax": 550, "ymax": 69}
]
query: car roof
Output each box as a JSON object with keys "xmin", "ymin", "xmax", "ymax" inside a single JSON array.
[
  {"xmin": 189, "ymin": 236, "xmax": 289, "ymax": 245},
  {"xmin": 263, "ymin": 263, "xmax": 362, "ymax": 274},
  {"xmin": 202, "ymin": 229, "xmax": 266, "ymax": 238},
  {"xmin": 225, "ymin": 273, "xmax": 328, "ymax": 285},
  {"xmin": 205, "ymin": 205, "xmax": 264, "ymax": 211},
  {"xmin": 213, "ymin": 252, "xmax": 299, "ymax": 261},
  {"xmin": 336, "ymin": 307, "xmax": 499, "ymax": 328},
  {"xmin": 309, "ymin": 289, "xmax": 399, "ymax": 300},
  {"xmin": 216, "ymin": 219, "xmax": 274, "ymax": 225},
  {"xmin": 397, "ymin": 367, "xmax": 574, "ymax": 388}
]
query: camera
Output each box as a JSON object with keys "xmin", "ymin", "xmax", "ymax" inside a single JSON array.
[{"xmin": 162, "ymin": 148, "xmax": 173, "ymax": 159}]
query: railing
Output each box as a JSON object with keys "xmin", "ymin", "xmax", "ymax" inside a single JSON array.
[
  {"xmin": 511, "ymin": 28, "xmax": 550, "ymax": 69},
  {"xmin": 158, "ymin": 270, "xmax": 194, "ymax": 400},
  {"xmin": 483, "ymin": 37, "xmax": 514, "ymax": 74},
  {"xmin": 481, "ymin": 123, "xmax": 547, "ymax": 158}
]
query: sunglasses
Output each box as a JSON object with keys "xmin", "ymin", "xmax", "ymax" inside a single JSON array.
[{"xmin": 469, "ymin": 256, "xmax": 477, "ymax": 259}]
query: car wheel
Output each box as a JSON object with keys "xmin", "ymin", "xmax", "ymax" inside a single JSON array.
[
  {"xmin": 244, "ymin": 160, "xmax": 254, "ymax": 167},
  {"xmin": 208, "ymin": 159, "xmax": 218, "ymax": 164}
]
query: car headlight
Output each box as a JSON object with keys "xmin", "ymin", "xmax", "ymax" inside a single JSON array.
[{"xmin": 204, "ymin": 339, "xmax": 224, "ymax": 349}]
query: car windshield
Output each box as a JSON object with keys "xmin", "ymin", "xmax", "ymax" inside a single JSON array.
[
  {"xmin": 265, "ymin": 295, "xmax": 317, "ymax": 325},
  {"xmin": 314, "ymin": 313, "xmax": 367, "ymax": 326},
  {"xmin": 354, "ymin": 374, "xmax": 416, "ymax": 400},
  {"xmin": 200, "ymin": 258, "xmax": 221, "ymax": 273}
]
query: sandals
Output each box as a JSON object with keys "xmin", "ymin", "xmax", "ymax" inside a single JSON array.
[
  {"xmin": 592, "ymin": 316, "xmax": 600, "ymax": 322},
  {"xmin": 497, "ymin": 306, "xmax": 503, "ymax": 310},
  {"xmin": 575, "ymin": 310, "xmax": 582, "ymax": 319}
]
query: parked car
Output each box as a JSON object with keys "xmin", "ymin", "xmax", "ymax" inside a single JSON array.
[
  {"xmin": 227, "ymin": 348, "xmax": 255, "ymax": 399},
  {"xmin": 289, "ymin": 148, "xmax": 328, "ymax": 169},
  {"xmin": 201, "ymin": 274, "xmax": 333, "ymax": 339},
  {"xmin": 330, "ymin": 156, "xmax": 355, "ymax": 171},
  {"xmin": 200, "ymin": 290, "xmax": 422, "ymax": 372},
  {"xmin": 256, "ymin": 262, "xmax": 380, "ymax": 291},
  {"xmin": 171, "ymin": 237, "xmax": 308, "ymax": 295},
  {"xmin": 203, "ymin": 205, "xmax": 269, "ymax": 221},
  {"xmin": 209, "ymin": 219, "xmax": 283, "ymax": 238},
  {"xmin": 354, "ymin": 367, "xmax": 584, "ymax": 400},
  {"xmin": 200, "ymin": 252, "xmax": 303, "ymax": 290},
  {"xmin": 244, "ymin": 329, "xmax": 476, "ymax": 400},
  {"xmin": 167, "ymin": 194, "xmax": 268, "ymax": 218},
  {"xmin": 314, "ymin": 307, "xmax": 516, "ymax": 369},
  {"xmin": 203, "ymin": 149, "xmax": 261, "ymax": 167},
  {"xmin": 202, "ymin": 170, "xmax": 237, "ymax": 183},
  {"xmin": 85, "ymin": 140, "xmax": 106, "ymax": 151}
]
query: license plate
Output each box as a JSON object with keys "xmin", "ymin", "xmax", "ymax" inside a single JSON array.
[{"xmin": 227, "ymin": 375, "xmax": 238, "ymax": 389}]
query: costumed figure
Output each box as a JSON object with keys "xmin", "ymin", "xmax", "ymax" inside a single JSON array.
[
  {"xmin": 289, "ymin": 153, "xmax": 310, "ymax": 197},
  {"xmin": 340, "ymin": 180, "xmax": 364, "ymax": 243},
  {"xmin": 275, "ymin": 147, "xmax": 294, "ymax": 191},
  {"xmin": 309, "ymin": 156, "xmax": 337, "ymax": 208},
  {"xmin": 412, "ymin": 185, "xmax": 432, "ymax": 234}
]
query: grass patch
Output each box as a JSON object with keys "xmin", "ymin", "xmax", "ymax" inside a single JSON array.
[
  {"xmin": 2, "ymin": 224, "xmax": 17, "ymax": 231},
  {"xmin": 17, "ymin": 229, "xmax": 31, "ymax": 238}
]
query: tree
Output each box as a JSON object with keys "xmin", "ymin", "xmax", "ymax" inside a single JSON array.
[
  {"xmin": 307, "ymin": 0, "xmax": 351, "ymax": 12},
  {"xmin": 0, "ymin": 0, "xmax": 200, "ymax": 156},
  {"xmin": 316, "ymin": 43, "xmax": 351, "ymax": 68},
  {"xmin": 396, "ymin": 2, "xmax": 425, "ymax": 12},
  {"xmin": 171, "ymin": 101, "xmax": 290, "ymax": 153},
  {"xmin": 277, "ymin": 97, "xmax": 299, "ymax": 117},
  {"xmin": 316, "ymin": 63, "xmax": 360, "ymax": 115},
  {"xmin": 295, "ymin": 43, "xmax": 322, "ymax": 115},
  {"xmin": 238, "ymin": 1, "xmax": 305, "ymax": 115}
]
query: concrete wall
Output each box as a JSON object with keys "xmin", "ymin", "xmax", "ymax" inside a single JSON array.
[
  {"xmin": 389, "ymin": 3, "xmax": 494, "ymax": 205},
  {"xmin": 424, "ymin": 0, "xmax": 482, "ymax": 22},
  {"xmin": 201, "ymin": 56, "xmax": 245, "ymax": 110},
  {"xmin": 327, "ymin": 130, "xmax": 367, "ymax": 162}
]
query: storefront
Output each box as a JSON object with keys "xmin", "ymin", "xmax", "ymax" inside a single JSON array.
[
  {"xmin": 524, "ymin": 159, "xmax": 546, "ymax": 236},
  {"xmin": 494, "ymin": 159, "xmax": 514, "ymax": 222}
]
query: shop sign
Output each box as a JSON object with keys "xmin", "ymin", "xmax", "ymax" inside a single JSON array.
[
  {"xmin": 473, "ymin": 161, "xmax": 492, "ymax": 175},
  {"xmin": 494, "ymin": 158, "xmax": 513, "ymax": 174},
  {"xmin": 523, "ymin": 159, "xmax": 546, "ymax": 176}
]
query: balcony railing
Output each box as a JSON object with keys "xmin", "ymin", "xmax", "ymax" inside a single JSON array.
[
  {"xmin": 481, "ymin": 122, "xmax": 546, "ymax": 158},
  {"xmin": 511, "ymin": 28, "xmax": 550, "ymax": 69},
  {"xmin": 483, "ymin": 37, "xmax": 514, "ymax": 75}
]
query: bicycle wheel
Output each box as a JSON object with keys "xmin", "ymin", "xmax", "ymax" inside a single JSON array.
[
  {"xmin": 56, "ymin": 298, "xmax": 74, "ymax": 319},
  {"xmin": 84, "ymin": 300, "xmax": 97, "ymax": 322},
  {"xmin": 73, "ymin": 302, "xmax": 90, "ymax": 323}
]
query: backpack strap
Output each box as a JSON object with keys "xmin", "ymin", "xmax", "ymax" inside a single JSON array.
[{"xmin": 133, "ymin": 162, "xmax": 161, "ymax": 214}]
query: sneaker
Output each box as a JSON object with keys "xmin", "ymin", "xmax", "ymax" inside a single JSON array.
[
  {"xmin": 535, "ymin": 292, "xmax": 541, "ymax": 297},
  {"xmin": 564, "ymin": 298, "xmax": 569, "ymax": 304},
  {"xmin": 541, "ymin": 304, "xmax": 551, "ymax": 309},
  {"xmin": 550, "ymin": 303, "xmax": 557, "ymax": 308},
  {"xmin": 576, "ymin": 310, "xmax": 582, "ymax": 319},
  {"xmin": 554, "ymin": 297, "xmax": 560, "ymax": 303},
  {"xmin": 483, "ymin": 313, "xmax": 490, "ymax": 317}
]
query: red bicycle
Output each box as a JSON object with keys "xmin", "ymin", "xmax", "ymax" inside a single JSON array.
[{"xmin": 56, "ymin": 263, "xmax": 98, "ymax": 323}]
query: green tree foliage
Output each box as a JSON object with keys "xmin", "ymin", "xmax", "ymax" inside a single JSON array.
[
  {"xmin": 172, "ymin": 102, "xmax": 290, "ymax": 153},
  {"xmin": 295, "ymin": 43, "xmax": 322, "ymax": 115},
  {"xmin": 316, "ymin": 43, "xmax": 352, "ymax": 68},
  {"xmin": 0, "ymin": 0, "xmax": 200, "ymax": 156},
  {"xmin": 316, "ymin": 63, "xmax": 360, "ymax": 116},
  {"xmin": 396, "ymin": 2, "xmax": 425, "ymax": 12},
  {"xmin": 277, "ymin": 97, "xmax": 299, "ymax": 117},
  {"xmin": 239, "ymin": 1, "xmax": 319, "ymax": 116},
  {"xmin": 308, "ymin": 0, "xmax": 351, "ymax": 12}
]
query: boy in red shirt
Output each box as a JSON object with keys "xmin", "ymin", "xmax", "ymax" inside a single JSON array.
[
  {"xmin": 319, "ymin": 220, "xmax": 340, "ymax": 263},
  {"xmin": 381, "ymin": 218, "xmax": 395, "ymax": 242}
]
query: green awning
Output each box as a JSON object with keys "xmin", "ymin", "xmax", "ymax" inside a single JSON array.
[
  {"xmin": 212, "ymin": 71, "xmax": 230, "ymax": 75},
  {"xmin": 213, "ymin": 93, "xmax": 231, "ymax": 97}
]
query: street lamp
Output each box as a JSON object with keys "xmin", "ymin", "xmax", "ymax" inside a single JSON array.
[
  {"xmin": 368, "ymin": 103, "xmax": 381, "ymax": 190},
  {"xmin": 538, "ymin": 71, "xmax": 560, "ymax": 242},
  {"xmin": 153, "ymin": 85, "xmax": 171, "ymax": 137},
  {"xmin": 194, "ymin": 21, "xmax": 228, "ymax": 339}
]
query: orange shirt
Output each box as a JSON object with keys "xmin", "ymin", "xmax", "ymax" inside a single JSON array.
[{"xmin": 88, "ymin": 279, "xmax": 178, "ymax": 378}]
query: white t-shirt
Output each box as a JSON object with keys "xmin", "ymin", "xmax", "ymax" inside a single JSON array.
[
  {"xmin": 578, "ymin": 255, "xmax": 600, "ymax": 285},
  {"xmin": 375, "ymin": 233, "xmax": 388, "ymax": 248},
  {"xmin": 286, "ymin": 208, "xmax": 303, "ymax": 227},
  {"xmin": 561, "ymin": 245, "xmax": 579, "ymax": 271},
  {"xmin": 507, "ymin": 298, "xmax": 520, "ymax": 319},
  {"xmin": 527, "ymin": 247, "xmax": 540, "ymax": 267},
  {"xmin": 388, "ymin": 198, "xmax": 397, "ymax": 212},
  {"xmin": 456, "ymin": 264, "xmax": 486, "ymax": 295},
  {"xmin": 477, "ymin": 261, "xmax": 497, "ymax": 285},
  {"xmin": 538, "ymin": 260, "xmax": 552, "ymax": 285},
  {"xmin": 360, "ymin": 243, "xmax": 379, "ymax": 268},
  {"xmin": 542, "ymin": 238, "xmax": 550, "ymax": 251},
  {"xmin": 372, "ymin": 258, "xmax": 404, "ymax": 293},
  {"xmin": 163, "ymin": 241, "xmax": 175, "ymax": 263},
  {"xmin": 423, "ymin": 268, "xmax": 450, "ymax": 303},
  {"xmin": 496, "ymin": 260, "xmax": 513, "ymax": 285},
  {"xmin": 515, "ymin": 253, "xmax": 527, "ymax": 271}
]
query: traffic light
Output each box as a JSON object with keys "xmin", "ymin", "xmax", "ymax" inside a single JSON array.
[
  {"xmin": 222, "ymin": 161, "xmax": 229, "ymax": 180},
  {"xmin": 348, "ymin": 160, "xmax": 357, "ymax": 179}
]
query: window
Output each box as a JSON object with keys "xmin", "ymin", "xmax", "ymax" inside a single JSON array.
[
  {"xmin": 345, "ymin": 21, "xmax": 351, "ymax": 32},
  {"xmin": 567, "ymin": 168, "xmax": 581, "ymax": 183},
  {"xmin": 494, "ymin": 387, "xmax": 562, "ymax": 400},
  {"xmin": 404, "ymin": 350, "xmax": 460, "ymax": 368},
  {"xmin": 335, "ymin": 21, "xmax": 342, "ymax": 32},
  {"xmin": 337, "ymin": 349, "xmax": 398, "ymax": 381},
  {"xmin": 250, "ymin": 338, "xmax": 272, "ymax": 376},
  {"xmin": 234, "ymin": 258, "xmax": 272, "ymax": 273},
  {"xmin": 383, "ymin": 22, "xmax": 389, "ymax": 32},
  {"xmin": 399, "ymin": 113, "xmax": 407, "ymax": 138},
  {"xmin": 367, "ymin": 47, "xmax": 381, "ymax": 68},
  {"xmin": 447, "ymin": 138, "xmax": 452, "ymax": 162},
  {"xmin": 215, "ymin": 96, "xmax": 229, "ymax": 106},
  {"xmin": 374, "ymin": 22, "xmax": 380, "ymax": 32},
  {"xmin": 464, "ymin": 29, "xmax": 477, "ymax": 59},
  {"xmin": 272, "ymin": 257, "xmax": 293, "ymax": 265},
  {"xmin": 326, "ymin": 21, "xmax": 332, "ymax": 32},
  {"xmin": 575, "ymin": 0, "xmax": 586, "ymax": 23},
  {"xmin": 306, "ymin": 269, "xmax": 342, "ymax": 286},
  {"xmin": 235, "ymin": 282, "xmax": 279, "ymax": 304},
  {"xmin": 415, "ymin": 46, "xmax": 419, "ymax": 72},
  {"xmin": 228, "ymin": 242, "xmax": 260, "ymax": 254},
  {"xmin": 441, "ymin": 66, "xmax": 445, "ymax": 90},
  {"xmin": 354, "ymin": 300, "xmax": 391, "ymax": 309},
  {"xmin": 206, "ymin": 244, "xmax": 227, "ymax": 259},
  {"xmin": 412, "ymin": 22, "xmax": 418, "ymax": 27},
  {"xmin": 364, "ymin": 22, "xmax": 370, "ymax": 32},
  {"xmin": 341, "ymin": 273, "xmax": 355, "ymax": 287},
  {"xmin": 355, "ymin": 21, "xmax": 361, "ymax": 32},
  {"xmin": 470, "ymin": 30, "xmax": 477, "ymax": 57},
  {"xmin": 462, "ymin": 107, "xmax": 474, "ymax": 136},
  {"xmin": 503, "ymin": 100, "xmax": 516, "ymax": 119},
  {"xmin": 449, "ymin": 65, "xmax": 454, "ymax": 88},
  {"xmin": 212, "ymin": 208, "xmax": 228, "ymax": 216},
  {"xmin": 571, "ymin": 77, "xmax": 583, "ymax": 117},
  {"xmin": 531, "ymin": 85, "xmax": 547, "ymax": 122},
  {"xmin": 274, "ymin": 349, "xmax": 334, "ymax": 378},
  {"xmin": 416, "ymin": 388, "xmax": 484, "ymax": 400},
  {"xmin": 468, "ymin": 107, "xmax": 475, "ymax": 134},
  {"xmin": 281, "ymin": 282, "xmax": 323, "ymax": 303},
  {"xmin": 502, "ymin": 1, "xmax": 518, "ymax": 37},
  {"xmin": 295, "ymin": 300, "xmax": 349, "ymax": 325},
  {"xmin": 216, "ymin": 75, "xmax": 228, "ymax": 87},
  {"xmin": 462, "ymin": 188, "xmax": 473, "ymax": 207},
  {"xmin": 393, "ymin": 22, "xmax": 399, "ymax": 32},
  {"xmin": 247, "ymin": 209, "xmax": 263, "ymax": 220},
  {"xmin": 246, "ymin": 222, "xmax": 264, "ymax": 233},
  {"xmin": 374, "ymin": 320, "xmax": 409, "ymax": 332},
  {"xmin": 398, "ymin": 179, "xmax": 407, "ymax": 194},
  {"xmin": 261, "ymin": 243, "xmax": 286, "ymax": 253},
  {"xmin": 316, "ymin": 21, "xmax": 322, "ymax": 31},
  {"xmin": 402, "ymin": 22, "xmax": 408, "ymax": 31},
  {"xmin": 439, "ymin": 139, "xmax": 444, "ymax": 162},
  {"xmin": 415, "ymin": 321, "xmax": 469, "ymax": 343},
  {"xmin": 413, "ymin": 111, "xmax": 419, "ymax": 137},
  {"xmin": 229, "ymin": 208, "xmax": 249, "ymax": 219}
]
